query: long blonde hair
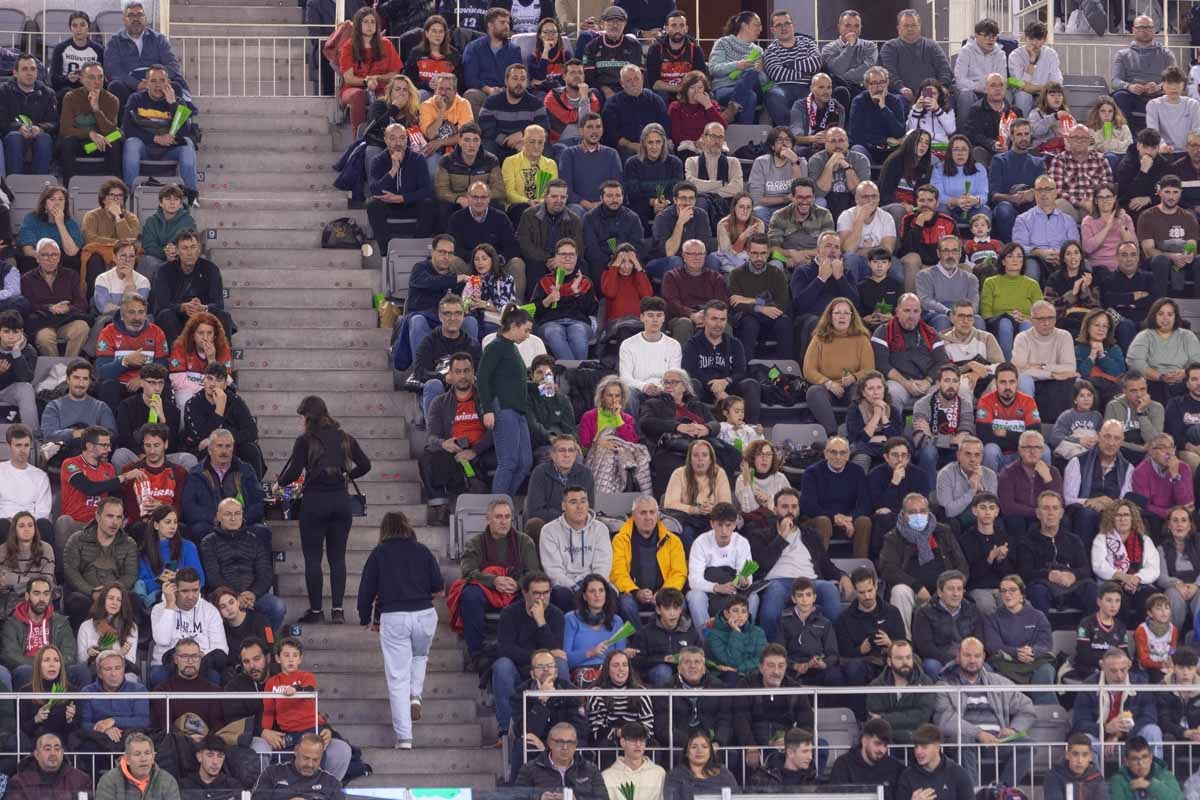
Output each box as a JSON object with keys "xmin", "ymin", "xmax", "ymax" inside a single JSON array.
[{"xmin": 385, "ymin": 75, "xmax": 421, "ymax": 124}]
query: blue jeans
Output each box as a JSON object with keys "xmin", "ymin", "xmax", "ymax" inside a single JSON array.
[
  {"xmin": 992, "ymin": 201, "xmax": 1020, "ymax": 242},
  {"xmin": 255, "ymin": 590, "xmax": 287, "ymax": 631},
  {"xmin": 991, "ymin": 316, "xmax": 1031, "ymax": 359},
  {"xmin": 421, "ymin": 378, "xmax": 446, "ymax": 419},
  {"xmin": 537, "ymin": 318, "xmax": 590, "ymax": 360},
  {"xmin": 757, "ymin": 577, "xmax": 842, "ymax": 641},
  {"xmin": 459, "ymin": 583, "xmax": 493, "ymax": 655},
  {"xmin": 617, "ymin": 593, "xmax": 651, "ymax": 631},
  {"xmin": 409, "ymin": 313, "xmax": 480, "ymax": 363},
  {"xmin": 764, "ymin": 83, "xmax": 809, "ymax": 127},
  {"xmin": 938, "ymin": 202, "xmax": 991, "ymax": 224},
  {"xmin": 1023, "ymin": 258, "xmax": 1043, "ymax": 284},
  {"xmin": 492, "ymin": 655, "xmax": 568, "ymax": 731},
  {"xmin": 753, "ymin": 205, "xmax": 779, "ymax": 226},
  {"xmin": 2, "ymin": 131, "xmax": 52, "ymax": 175},
  {"xmin": 1018, "ymin": 374, "xmax": 1036, "ymax": 397},
  {"xmin": 123, "ymin": 136, "xmax": 199, "ymax": 191},
  {"xmin": 491, "ymin": 403, "xmax": 532, "ymax": 495},
  {"xmin": 715, "ymin": 71, "xmax": 763, "ymax": 124},
  {"xmin": 646, "ymin": 663, "xmax": 674, "ymax": 687},
  {"xmin": 645, "ymin": 254, "xmax": 722, "ymax": 280},
  {"xmin": 686, "ymin": 589, "xmax": 760, "ymax": 635}
]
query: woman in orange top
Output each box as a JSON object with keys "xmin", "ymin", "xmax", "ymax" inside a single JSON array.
[
  {"xmin": 339, "ymin": 7, "xmax": 402, "ymax": 132},
  {"xmin": 167, "ymin": 311, "xmax": 233, "ymax": 412}
]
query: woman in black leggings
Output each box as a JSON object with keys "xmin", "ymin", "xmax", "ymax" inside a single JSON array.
[{"xmin": 277, "ymin": 396, "xmax": 371, "ymax": 624}]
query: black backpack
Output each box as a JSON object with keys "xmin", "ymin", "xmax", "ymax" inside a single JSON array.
[
  {"xmin": 321, "ymin": 217, "xmax": 366, "ymax": 249},
  {"xmin": 747, "ymin": 362, "xmax": 806, "ymax": 406}
]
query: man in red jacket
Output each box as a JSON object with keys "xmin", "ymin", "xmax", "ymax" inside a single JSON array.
[{"xmin": 6, "ymin": 732, "xmax": 92, "ymax": 799}]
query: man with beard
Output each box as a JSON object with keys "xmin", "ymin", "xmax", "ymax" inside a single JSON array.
[
  {"xmin": 933, "ymin": 637, "xmax": 1035, "ymax": 787},
  {"xmin": 582, "ymin": 181, "xmax": 649, "ymax": 278},
  {"xmin": 0, "ymin": 577, "xmax": 86, "ymax": 690},
  {"xmin": 544, "ymin": 60, "xmax": 600, "ymax": 148},
  {"xmin": 94, "ymin": 293, "xmax": 169, "ymax": 415},
  {"xmin": 829, "ymin": 718, "xmax": 904, "ymax": 800},
  {"xmin": 6, "ymin": 732, "xmax": 91, "ymax": 799},
  {"xmin": 750, "ymin": 727, "xmax": 819, "ymax": 787},
  {"xmin": 914, "ymin": 363, "xmax": 977, "ymax": 477},
  {"xmin": 835, "ymin": 565, "xmax": 907, "ymax": 684},
  {"xmin": 479, "ymin": 63, "xmax": 550, "ymax": 162},
  {"xmin": 462, "ymin": 8, "xmax": 522, "ymax": 116},
  {"xmin": 805, "ymin": 127, "xmax": 866, "ymax": 221},
  {"xmin": 987, "ymin": 119, "xmax": 1047, "ymax": 242},
  {"xmin": 915, "ymin": 236, "xmax": 979, "ymax": 333},
  {"xmin": 1165, "ymin": 364, "xmax": 1200, "ymax": 476},
  {"xmin": 79, "ymin": 649, "xmax": 151, "ymax": 751},
  {"xmin": 61, "ymin": 472, "xmax": 140, "ymax": 628},
  {"xmin": 976, "ymin": 362, "xmax": 1041, "ymax": 473},
  {"xmin": 1138, "ymin": 175, "xmax": 1200, "ymax": 298},
  {"xmin": 119, "ymin": 424, "xmax": 188, "ymax": 523},
  {"xmin": 179, "ymin": 736, "xmax": 243, "ymax": 800},
  {"xmin": 150, "ymin": 637, "xmax": 224, "ymax": 731},
  {"xmin": 866, "ymin": 640, "xmax": 935, "ymax": 744},
  {"xmin": 734, "ymin": 645, "xmax": 813, "ymax": 763},
  {"xmin": 750, "ymin": 128, "xmax": 806, "ymax": 227},
  {"xmin": 873, "ymin": 293, "xmax": 949, "ymax": 418},
  {"xmin": 582, "ymin": 6, "xmax": 642, "ymax": 100},
  {"xmin": 223, "ymin": 638, "xmax": 283, "ymax": 755},
  {"xmin": 728, "ymin": 235, "xmax": 792, "ymax": 360},
  {"xmin": 645, "ymin": 11, "xmax": 706, "ymax": 108},
  {"xmin": 558, "ymin": 114, "xmax": 623, "ymax": 220},
  {"xmin": 685, "ymin": 123, "xmax": 744, "ymax": 225},
  {"xmin": 42, "ymin": 360, "xmax": 116, "ymax": 458}
]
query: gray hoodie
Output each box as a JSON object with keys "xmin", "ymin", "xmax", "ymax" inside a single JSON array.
[
  {"xmin": 1111, "ymin": 41, "xmax": 1177, "ymax": 90},
  {"xmin": 539, "ymin": 511, "xmax": 614, "ymax": 590}
]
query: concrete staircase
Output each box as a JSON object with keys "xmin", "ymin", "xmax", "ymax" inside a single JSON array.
[{"xmin": 184, "ymin": 4, "xmax": 502, "ymax": 789}]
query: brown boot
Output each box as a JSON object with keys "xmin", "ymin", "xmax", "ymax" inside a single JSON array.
[{"xmin": 722, "ymin": 102, "xmax": 741, "ymax": 124}]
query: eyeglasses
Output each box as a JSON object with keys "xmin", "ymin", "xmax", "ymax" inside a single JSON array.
[
  {"xmin": 175, "ymin": 652, "xmax": 202, "ymax": 661},
  {"xmin": 1031, "ymin": 315, "xmax": 1057, "ymax": 322},
  {"xmin": 531, "ymin": 662, "xmax": 556, "ymax": 671},
  {"xmin": 527, "ymin": 589, "xmax": 551, "ymax": 598},
  {"xmin": 662, "ymin": 378, "xmax": 683, "ymax": 386},
  {"xmin": 998, "ymin": 586, "xmax": 1020, "ymax": 594},
  {"xmin": 549, "ymin": 738, "xmax": 577, "ymax": 747}
]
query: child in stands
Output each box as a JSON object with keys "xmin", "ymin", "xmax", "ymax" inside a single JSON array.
[{"xmin": 1134, "ymin": 593, "xmax": 1178, "ymax": 683}]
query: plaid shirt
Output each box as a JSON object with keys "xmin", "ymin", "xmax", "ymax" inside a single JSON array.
[{"xmin": 1046, "ymin": 151, "xmax": 1113, "ymax": 207}]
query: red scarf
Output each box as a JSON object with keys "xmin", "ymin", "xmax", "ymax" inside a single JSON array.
[
  {"xmin": 884, "ymin": 317, "xmax": 938, "ymax": 353},
  {"xmin": 537, "ymin": 270, "xmax": 593, "ymax": 299}
]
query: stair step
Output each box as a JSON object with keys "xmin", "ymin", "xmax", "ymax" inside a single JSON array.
[
  {"xmin": 198, "ymin": 113, "xmax": 326, "ymax": 134},
  {"xmin": 198, "ymin": 151, "xmax": 337, "ymax": 173},
  {"xmin": 197, "ymin": 97, "xmax": 333, "ymax": 116},
  {"xmin": 172, "ymin": 6, "xmax": 304, "ymax": 23},
  {"xmin": 349, "ymin": 769, "xmax": 497, "ymax": 790},
  {"xmin": 206, "ymin": 209, "xmax": 366, "ymax": 231},
  {"xmin": 233, "ymin": 328, "xmax": 390, "ymax": 350},
  {"xmin": 258, "ymin": 434, "xmax": 408, "ymax": 460},
  {"xmin": 355, "ymin": 747, "xmax": 503, "ymax": 774},
  {"xmin": 320, "ymin": 671, "xmax": 479, "ymax": 699},
  {"xmin": 301, "ymin": 619, "xmax": 461, "ymax": 655},
  {"xmin": 204, "ymin": 193, "xmax": 349, "ymax": 211},
  {"xmin": 181, "ymin": 52, "xmax": 310, "ymax": 71},
  {"xmin": 322, "ymin": 699, "xmax": 480, "ymax": 728},
  {"xmin": 207, "ymin": 228, "xmax": 330, "ymax": 250},
  {"xmin": 239, "ymin": 370, "xmax": 395, "ymax": 392},
  {"xmin": 276, "ymin": 542, "xmax": 439, "ymax": 573},
  {"xmin": 255, "ymin": 414, "xmax": 407, "ymax": 440},
  {"xmin": 178, "ymin": 0, "xmax": 292, "ymax": 7},
  {"xmin": 240, "ymin": 390, "xmax": 409, "ymax": 416},
  {"xmin": 227, "ymin": 288, "xmax": 370, "ymax": 309},
  {"xmin": 201, "ymin": 174, "xmax": 341, "ymax": 193},
  {"xmin": 266, "ymin": 503, "xmax": 430, "ymax": 527},
  {"xmin": 202, "ymin": 132, "xmax": 331, "ymax": 152},
  {"xmin": 272, "ymin": 523, "xmax": 447, "ymax": 557},
  {"xmin": 232, "ymin": 307, "xmax": 377, "ymax": 328},
  {"xmin": 262, "ymin": 457, "xmax": 415, "ymax": 484},
  {"xmin": 277, "ymin": 574, "xmax": 463, "ymax": 621},
  {"xmin": 240, "ymin": 347, "xmax": 389, "ymax": 369},
  {"xmin": 336, "ymin": 722, "xmax": 483, "ymax": 748},
  {"xmin": 224, "ymin": 269, "xmax": 377, "ymax": 290},
  {"xmin": 304, "ymin": 646, "xmax": 462, "ymax": 674},
  {"xmin": 208, "ymin": 247, "xmax": 361, "ymax": 268}
]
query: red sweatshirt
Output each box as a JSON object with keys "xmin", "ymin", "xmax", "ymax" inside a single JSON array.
[{"xmin": 262, "ymin": 670, "xmax": 326, "ymax": 733}]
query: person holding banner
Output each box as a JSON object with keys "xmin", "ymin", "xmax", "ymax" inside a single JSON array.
[{"xmin": 121, "ymin": 65, "xmax": 198, "ymax": 208}]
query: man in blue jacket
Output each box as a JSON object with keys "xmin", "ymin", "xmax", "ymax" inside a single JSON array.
[
  {"xmin": 681, "ymin": 300, "xmax": 761, "ymax": 423},
  {"xmin": 180, "ymin": 428, "xmax": 268, "ymax": 545},
  {"xmin": 366, "ymin": 123, "xmax": 435, "ymax": 258},
  {"xmin": 121, "ymin": 65, "xmax": 199, "ymax": 206},
  {"xmin": 462, "ymin": 8, "xmax": 522, "ymax": 118},
  {"xmin": 80, "ymin": 650, "xmax": 151, "ymax": 751},
  {"xmin": 103, "ymin": 0, "xmax": 188, "ymax": 109},
  {"xmin": 1070, "ymin": 646, "xmax": 1164, "ymax": 764}
]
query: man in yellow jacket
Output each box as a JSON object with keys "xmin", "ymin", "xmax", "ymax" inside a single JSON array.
[{"xmin": 610, "ymin": 495, "xmax": 688, "ymax": 633}]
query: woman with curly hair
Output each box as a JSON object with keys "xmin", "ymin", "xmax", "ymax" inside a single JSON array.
[
  {"xmin": 668, "ymin": 71, "xmax": 726, "ymax": 153},
  {"xmin": 1085, "ymin": 96, "xmax": 1132, "ymax": 172},
  {"xmin": 732, "ymin": 439, "xmax": 790, "ymax": 525},
  {"xmin": 1092, "ymin": 499, "xmax": 1159, "ymax": 625},
  {"xmin": 802, "ymin": 297, "xmax": 875, "ymax": 436},
  {"xmin": 339, "ymin": 7, "xmax": 402, "ymax": 132},
  {"xmin": 578, "ymin": 376, "xmax": 651, "ymax": 494},
  {"xmin": 167, "ymin": 311, "xmax": 232, "ymax": 411}
]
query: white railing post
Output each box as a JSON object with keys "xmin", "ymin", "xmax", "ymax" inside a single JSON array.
[
  {"xmin": 335, "ymin": 0, "xmax": 346, "ymax": 26},
  {"xmin": 161, "ymin": 0, "xmax": 171, "ymax": 38}
]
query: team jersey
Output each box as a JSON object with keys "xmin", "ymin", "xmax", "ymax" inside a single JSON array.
[{"xmin": 60, "ymin": 455, "xmax": 116, "ymax": 523}]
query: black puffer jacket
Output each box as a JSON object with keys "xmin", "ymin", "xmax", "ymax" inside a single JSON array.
[
  {"xmin": 732, "ymin": 671, "xmax": 814, "ymax": 746},
  {"xmin": 911, "ymin": 598, "xmax": 985, "ymax": 667},
  {"xmin": 510, "ymin": 677, "xmax": 588, "ymax": 744},
  {"xmin": 629, "ymin": 616, "xmax": 697, "ymax": 678},
  {"xmin": 0, "ymin": 80, "xmax": 58, "ymax": 135},
  {"xmin": 199, "ymin": 525, "xmax": 272, "ymax": 597}
]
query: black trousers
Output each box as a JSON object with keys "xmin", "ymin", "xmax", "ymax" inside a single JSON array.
[
  {"xmin": 58, "ymin": 136, "xmax": 123, "ymax": 187},
  {"xmin": 691, "ymin": 376, "xmax": 762, "ymax": 423},
  {"xmin": 298, "ymin": 489, "xmax": 353, "ymax": 611}
]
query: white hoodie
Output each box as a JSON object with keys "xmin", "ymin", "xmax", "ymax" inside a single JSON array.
[
  {"xmin": 539, "ymin": 511, "xmax": 614, "ymax": 590},
  {"xmin": 687, "ymin": 530, "xmax": 753, "ymax": 593},
  {"xmin": 150, "ymin": 597, "xmax": 227, "ymax": 663},
  {"xmin": 602, "ymin": 757, "xmax": 667, "ymax": 800}
]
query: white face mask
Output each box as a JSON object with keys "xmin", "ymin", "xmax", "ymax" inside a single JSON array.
[{"xmin": 907, "ymin": 513, "xmax": 929, "ymax": 530}]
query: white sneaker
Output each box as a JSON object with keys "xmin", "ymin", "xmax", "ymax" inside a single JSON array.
[
  {"xmin": 395, "ymin": 740, "xmax": 413, "ymax": 750},
  {"xmin": 411, "ymin": 696, "xmax": 422, "ymax": 721}
]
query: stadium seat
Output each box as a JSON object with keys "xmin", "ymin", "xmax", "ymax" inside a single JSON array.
[
  {"xmin": 68, "ymin": 174, "xmax": 121, "ymax": 205},
  {"xmin": 450, "ymin": 493, "xmax": 515, "ymax": 559},
  {"xmin": 32, "ymin": 356, "xmax": 72, "ymax": 389},
  {"xmin": 815, "ymin": 706, "xmax": 860, "ymax": 763},
  {"xmin": 0, "ymin": 9, "xmax": 27, "ymax": 48},
  {"xmin": 93, "ymin": 9, "xmax": 123, "ymax": 34},
  {"xmin": 595, "ymin": 491, "xmax": 641, "ymax": 533},
  {"xmin": 1030, "ymin": 704, "xmax": 1071, "ymax": 752},
  {"xmin": 7, "ymin": 174, "xmax": 57, "ymax": 224},
  {"xmin": 34, "ymin": 9, "xmax": 75, "ymax": 47},
  {"xmin": 511, "ymin": 32, "xmax": 537, "ymax": 62},
  {"xmin": 385, "ymin": 244, "xmax": 427, "ymax": 305},
  {"xmin": 769, "ymin": 423, "xmax": 827, "ymax": 452}
]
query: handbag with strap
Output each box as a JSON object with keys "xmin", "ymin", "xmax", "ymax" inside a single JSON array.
[{"xmin": 347, "ymin": 473, "xmax": 367, "ymax": 517}]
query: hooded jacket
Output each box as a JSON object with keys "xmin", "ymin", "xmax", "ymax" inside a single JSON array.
[
  {"xmin": 198, "ymin": 524, "xmax": 272, "ymax": 598},
  {"xmin": 866, "ymin": 665, "xmax": 937, "ymax": 743},
  {"xmin": 934, "ymin": 663, "xmax": 1036, "ymax": 742},
  {"xmin": 538, "ymin": 511, "xmax": 614, "ymax": 590},
  {"xmin": 0, "ymin": 79, "xmax": 58, "ymax": 135},
  {"xmin": 515, "ymin": 752, "xmax": 607, "ymax": 800},
  {"xmin": 828, "ymin": 747, "xmax": 903, "ymax": 800},
  {"xmin": 733, "ymin": 670, "xmax": 814, "ymax": 746},
  {"xmin": 912, "ymin": 599, "xmax": 985, "ymax": 667},
  {"xmin": 602, "ymin": 757, "xmax": 667, "ymax": 800},
  {"xmin": 149, "ymin": 596, "xmax": 227, "ymax": 663},
  {"xmin": 0, "ymin": 601, "xmax": 77, "ymax": 670},
  {"xmin": 1043, "ymin": 760, "xmax": 1110, "ymax": 800},
  {"xmin": 6, "ymin": 756, "xmax": 93, "ymax": 800},
  {"xmin": 706, "ymin": 614, "xmax": 767, "ymax": 676},
  {"xmin": 1108, "ymin": 758, "xmax": 1183, "ymax": 800},
  {"xmin": 895, "ymin": 755, "xmax": 974, "ymax": 800}
]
